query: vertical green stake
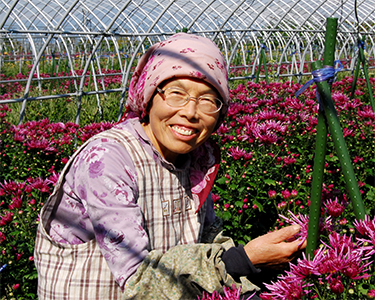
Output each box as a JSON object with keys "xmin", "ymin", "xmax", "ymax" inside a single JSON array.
[
  {"xmin": 358, "ymin": 40, "xmax": 375, "ymax": 112},
  {"xmin": 255, "ymin": 45, "xmax": 268, "ymax": 83},
  {"xmin": 306, "ymin": 18, "xmax": 338, "ymax": 256},
  {"xmin": 262, "ymin": 47, "xmax": 269, "ymax": 84},
  {"xmin": 306, "ymin": 108, "xmax": 327, "ymax": 256},
  {"xmin": 350, "ymin": 37, "xmax": 375, "ymax": 112},
  {"xmin": 350, "ymin": 44, "xmax": 361, "ymax": 100}
]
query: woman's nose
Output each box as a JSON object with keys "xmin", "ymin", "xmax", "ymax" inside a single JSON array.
[{"xmin": 180, "ymin": 97, "xmax": 199, "ymax": 119}]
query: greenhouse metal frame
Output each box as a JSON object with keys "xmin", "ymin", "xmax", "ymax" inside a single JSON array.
[{"xmin": 0, "ymin": 0, "xmax": 374, "ymax": 123}]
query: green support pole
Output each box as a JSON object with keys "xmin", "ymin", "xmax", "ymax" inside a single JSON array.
[
  {"xmin": 350, "ymin": 49, "xmax": 361, "ymax": 100},
  {"xmin": 262, "ymin": 47, "xmax": 269, "ymax": 84},
  {"xmin": 358, "ymin": 40, "xmax": 375, "ymax": 112},
  {"xmin": 306, "ymin": 17, "xmax": 337, "ymax": 256},
  {"xmin": 306, "ymin": 109, "xmax": 328, "ymax": 256},
  {"xmin": 255, "ymin": 48, "xmax": 263, "ymax": 83},
  {"xmin": 350, "ymin": 38, "xmax": 375, "ymax": 111}
]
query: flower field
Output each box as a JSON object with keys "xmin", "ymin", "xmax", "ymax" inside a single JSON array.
[{"xmin": 0, "ymin": 65, "xmax": 375, "ymax": 299}]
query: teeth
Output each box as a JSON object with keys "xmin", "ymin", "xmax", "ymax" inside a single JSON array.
[{"xmin": 172, "ymin": 126, "xmax": 194, "ymax": 136}]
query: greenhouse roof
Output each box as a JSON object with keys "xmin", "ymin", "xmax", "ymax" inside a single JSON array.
[{"xmin": 1, "ymin": 0, "xmax": 374, "ymax": 36}]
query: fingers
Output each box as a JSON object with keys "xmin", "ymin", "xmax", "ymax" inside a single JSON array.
[
  {"xmin": 267, "ymin": 225, "xmax": 301, "ymax": 243},
  {"xmin": 298, "ymin": 237, "xmax": 308, "ymax": 249}
]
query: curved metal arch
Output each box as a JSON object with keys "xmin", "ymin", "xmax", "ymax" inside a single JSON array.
[
  {"xmin": 18, "ymin": 0, "xmax": 81, "ymax": 123},
  {"xmin": 227, "ymin": 0, "xmax": 274, "ymax": 68},
  {"xmin": 117, "ymin": 0, "xmax": 176, "ymax": 120},
  {"xmin": 212, "ymin": 0, "xmax": 246, "ymax": 40},
  {"xmin": 127, "ymin": 1, "xmax": 171, "ymax": 35},
  {"xmin": 75, "ymin": 0, "xmax": 133, "ymax": 124},
  {"xmin": 1, "ymin": 1, "xmax": 40, "ymax": 86},
  {"xmin": 186, "ymin": 0, "xmax": 220, "ymax": 33},
  {"xmin": 151, "ymin": 3, "xmax": 185, "ymax": 33}
]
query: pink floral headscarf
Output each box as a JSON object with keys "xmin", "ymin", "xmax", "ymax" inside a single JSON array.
[{"xmin": 123, "ymin": 33, "xmax": 229, "ymax": 212}]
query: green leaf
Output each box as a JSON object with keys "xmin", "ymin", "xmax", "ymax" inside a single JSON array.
[
  {"xmin": 238, "ymin": 186, "xmax": 246, "ymax": 193},
  {"xmin": 222, "ymin": 210, "xmax": 232, "ymax": 220},
  {"xmin": 325, "ymin": 154, "xmax": 338, "ymax": 162},
  {"xmin": 216, "ymin": 177, "xmax": 227, "ymax": 184},
  {"xmin": 24, "ymin": 271, "xmax": 38, "ymax": 280},
  {"xmin": 235, "ymin": 200, "xmax": 243, "ymax": 207},
  {"xmin": 253, "ymin": 200, "xmax": 263, "ymax": 211},
  {"xmin": 264, "ymin": 179, "xmax": 276, "ymax": 186}
]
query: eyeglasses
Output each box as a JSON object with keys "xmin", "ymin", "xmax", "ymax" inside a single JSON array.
[{"xmin": 156, "ymin": 86, "xmax": 223, "ymax": 114}]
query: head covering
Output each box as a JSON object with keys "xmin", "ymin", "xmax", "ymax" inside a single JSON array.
[{"xmin": 123, "ymin": 33, "xmax": 229, "ymax": 126}]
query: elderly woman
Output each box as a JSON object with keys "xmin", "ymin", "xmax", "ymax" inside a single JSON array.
[{"xmin": 34, "ymin": 33, "xmax": 305, "ymax": 300}]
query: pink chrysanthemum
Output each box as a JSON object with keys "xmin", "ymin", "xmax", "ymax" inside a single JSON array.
[
  {"xmin": 198, "ymin": 285, "xmax": 254, "ymax": 300},
  {"xmin": 328, "ymin": 276, "xmax": 345, "ymax": 295},
  {"xmin": 324, "ymin": 197, "xmax": 345, "ymax": 217},
  {"xmin": 279, "ymin": 211, "xmax": 308, "ymax": 244},
  {"xmin": 285, "ymin": 249, "xmax": 325, "ymax": 281},
  {"xmin": 228, "ymin": 146, "xmax": 246, "ymax": 160},
  {"xmin": 320, "ymin": 232, "xmax": 372, "ymax": 280},
  {"xmin": 354, "ymin": 215, "xmax": 375, "ymax": 256},
  {"xmin": 354, "ymin": 215, "xmax": 375, "ymax": 237},
  {"xmin": 261, "ymin": 275, "xmax": 312, "ymax": 300}
]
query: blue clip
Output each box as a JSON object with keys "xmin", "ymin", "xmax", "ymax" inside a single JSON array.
[
  {"xmin": 358, "ymin": 40, "xmax": 365, "ymax": 50},
  {"xmin": 0, "ymin": 264, "xmax": 7, "ymax": 273},
  {"xmin": 260, "ymin": 44, "xmax": 269, "ymax": 51},
  {"xmin": 295, "ymin": 60, "xmax": 343, "ymax": 98}
]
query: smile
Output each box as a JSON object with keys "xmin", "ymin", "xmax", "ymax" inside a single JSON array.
[{"xmin": 171, "ymin": 125, "xmax": 196, "ymax": 136}]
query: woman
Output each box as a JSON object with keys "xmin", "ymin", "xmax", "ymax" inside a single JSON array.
[{"xmin": 34, "ymin": 33, "xmax": 305, "ymax": 300}]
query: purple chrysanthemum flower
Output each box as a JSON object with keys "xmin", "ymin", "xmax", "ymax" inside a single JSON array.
[
  {"xmin": 286, "ymin": 249, "xmax": 325, "ymax": 281},
  {"xmin": 324, "ymin": 197, "xmax": 345, "ymax": 217},
  {"xmin": 354, "ymin": 215, "xmax": 375, "ymax": 256},
  {"xmin": 328, "ymin": 276, "xmax": 345, "ymax": 295},
  {"xmin": 228, "ymin": 146, "xmax": 246, "ymax": 160},
  {"xmin": 261, "ymin": 275, "xmax": 312, "ymax": 300},
  {"xmin": 320, "ymin": 232, "xmax": 372, "ymax": 280},
  {"xmin": 279, "ymin": 211, "xmax": 308, "ymax": 245},
  {"xmin": 198, "ymin": 285, "xmax": 254, "ymax": 300}
]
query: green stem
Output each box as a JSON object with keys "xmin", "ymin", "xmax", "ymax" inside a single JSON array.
[{"xmin": 312, "ymin": 283, "xmax": 323, "ymax": 300}]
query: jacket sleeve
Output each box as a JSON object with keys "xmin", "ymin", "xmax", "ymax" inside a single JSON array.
[
  {"xmin": 123, "ymin": 233, "xmax": 260, "ymax": 300},
  {"xmin": 54, "ymin": 138, "xmax": 150, "ymax": 288}
]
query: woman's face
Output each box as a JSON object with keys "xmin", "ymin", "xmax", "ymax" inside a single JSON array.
[{"xmin": 142, "ymin": 78, "xmax": 220, "ymax": 164}]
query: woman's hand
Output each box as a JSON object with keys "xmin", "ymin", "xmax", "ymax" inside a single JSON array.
[{"xmin": 244, "ymin": 225, "xmax": 306, "ymax": 269}]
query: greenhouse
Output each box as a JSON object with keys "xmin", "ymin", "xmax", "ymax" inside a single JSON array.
[
  {"xmin": 1, "ymin": 1, "xmax": 375, "ymax": 299},
  {"xmin": 0, "ymin": 0, "xmax": 374, "ymax": 123}
]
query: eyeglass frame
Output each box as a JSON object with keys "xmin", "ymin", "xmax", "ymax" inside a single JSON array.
[{"xmin": 156, "ymin": 86, "xmax": 223, "ymax": 114}]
